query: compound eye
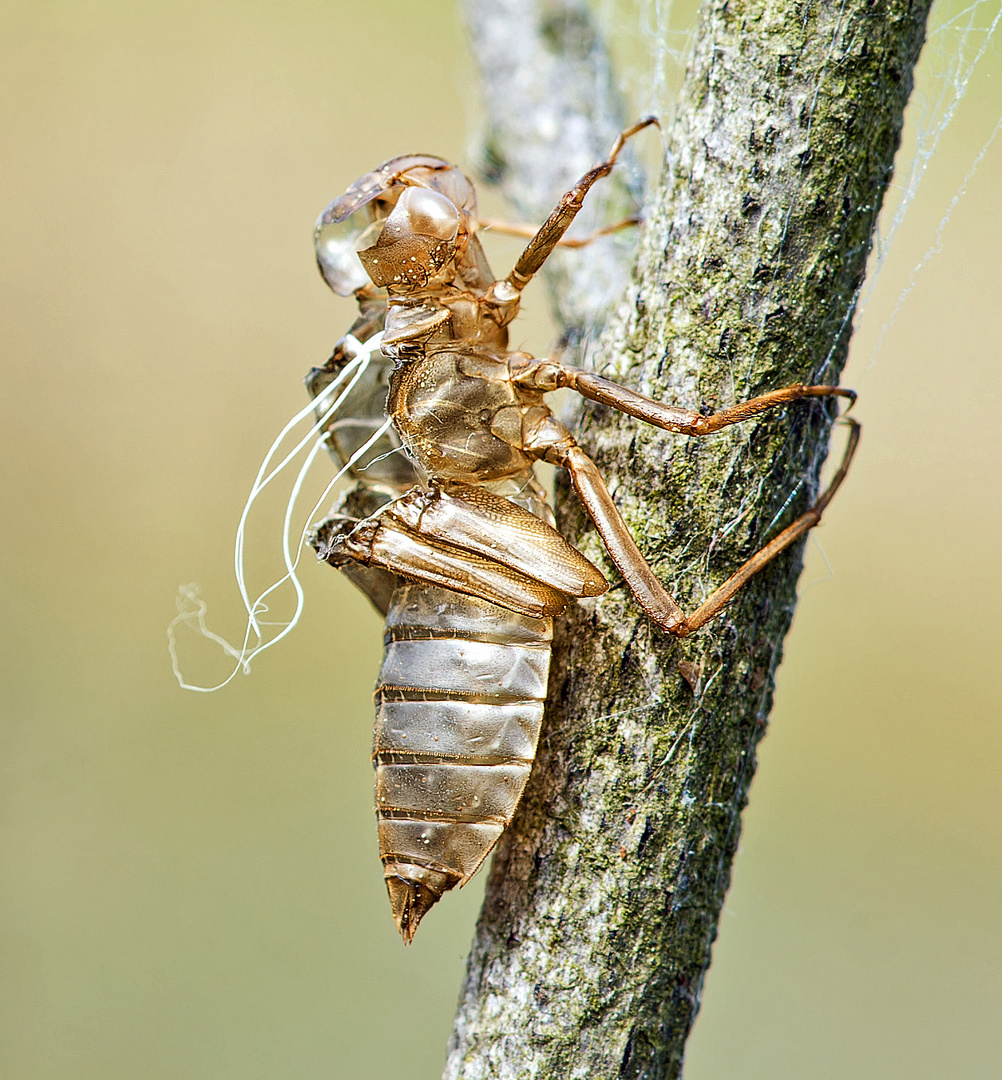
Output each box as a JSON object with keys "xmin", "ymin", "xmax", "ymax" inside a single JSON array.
[{"xmin": 314, "ymin": 209, "xmax": 372, "ymax": 296}]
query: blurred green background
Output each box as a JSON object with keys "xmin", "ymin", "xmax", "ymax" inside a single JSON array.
[{"xmin": 1, "ymin": 2, "xmax": 999, "ymax": 1077}]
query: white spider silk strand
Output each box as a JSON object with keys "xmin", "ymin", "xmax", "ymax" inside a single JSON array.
[{"xmin": 168, "ymin": 332, "xmax": 389, "ymax": 692}]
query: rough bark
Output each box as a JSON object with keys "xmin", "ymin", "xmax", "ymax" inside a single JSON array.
[{"xmin": 448, "ymin": 1, "xmax": 932, "ymax": 1078}]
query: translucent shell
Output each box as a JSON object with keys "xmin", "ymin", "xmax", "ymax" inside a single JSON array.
[
  {"xmin": 315, "ymin": 210, "xmax": 373, "ymax": 297},
  {"xmin": 314, "ymin": 151, "xmax": 492, "ymax": 311},
  {"xmin": 373, "ymin": 582, "xmax": 552, "ymax": 940},
  {"xmin": 315, "ymin": 154, "xmax": 477, "ymax": 228}
]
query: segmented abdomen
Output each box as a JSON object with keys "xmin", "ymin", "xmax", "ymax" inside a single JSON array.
[{"xmin": 373, "ymin": 581, "xmax": 552, "ymax": 940}]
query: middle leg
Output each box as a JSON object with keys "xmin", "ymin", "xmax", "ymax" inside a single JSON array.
[
  {"xmin": 512, "ymin": 358, "xmax": 855, "ymax": 436},
  {"xmin": 478, "ymin": 214, "xmax": 642, "ymax": 247}
]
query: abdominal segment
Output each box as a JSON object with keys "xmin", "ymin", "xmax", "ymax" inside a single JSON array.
[{"xmin": 373, "ymin": 582, "xmax": 552, "ymax": 942}]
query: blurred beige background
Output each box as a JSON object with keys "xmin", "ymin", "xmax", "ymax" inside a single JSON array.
[{"xmin": 1, "ymin": 2, "xmax": 999, "ymax": 1078}]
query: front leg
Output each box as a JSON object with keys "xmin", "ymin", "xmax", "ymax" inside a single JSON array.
[{"xmin": 482, "ymin": 117, "xmax": 659, "ymax": 322}]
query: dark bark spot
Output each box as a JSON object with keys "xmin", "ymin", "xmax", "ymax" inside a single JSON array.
[
  {"xmin": 559, "ymin": 324, "xmax": 586, "ymax": 351},
  {"xmin": 479, "ymin": 136, "xmax": 507, "ymax": 185},
  {"xmin": 741, "ymin": 193, "xmax": 761, "ymax": 217},
  {"xmin": 539, "ymin": 9, "xmax": 596, "ymax": 58},
  {"xmin": 678, "ymin": 659, "xmax": 701, "ymax": 692},
  {"xmin": 619, "ymin": 1031, "xmax": 636, "ymax": 1074}
]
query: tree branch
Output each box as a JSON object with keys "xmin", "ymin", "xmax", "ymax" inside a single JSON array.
[
  {"xmin": 449, "ymin": 1, "xmax": 932, "ymax": 1077},
  {"xmin": 460, "ymin": 0, "xmax": 645, "ymax": 352}
]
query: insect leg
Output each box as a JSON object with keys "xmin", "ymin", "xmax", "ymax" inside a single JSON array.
[
  {"xmin": 544, "ymin": 441, "xmax": 687, "ymax": 633},
  {"xmin": 543, "ymin": 421, "xmax": 860, "ymax": 637},
  {"xmin": 676, "ymin": 419, "xmax": 860, "ymax": 634},
  {"xmin": 512, "ymin": 359, "xmax": 856, "ymax": 433},
  {"xmin": 478, "ymin": 214, "xmax": 642, "ymax": 247},
  {"xmin": 486, "ymin": 117, "xmax": 658, "ymax": 310}
]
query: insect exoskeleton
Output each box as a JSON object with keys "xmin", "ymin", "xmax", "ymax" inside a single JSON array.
[{"xmin": 307, "ymin": 117, "xmax": 858, "ymax": 941}]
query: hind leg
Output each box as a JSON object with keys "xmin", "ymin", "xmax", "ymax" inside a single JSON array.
[{"xmin": 528, "ymin": 414, "xmax": 860, "ymax": 636}]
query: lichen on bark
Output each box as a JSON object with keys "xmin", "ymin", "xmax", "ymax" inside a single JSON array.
[{"xmin": 447, "ymin": 1, "xmax": 933, "ymax": 1077}]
